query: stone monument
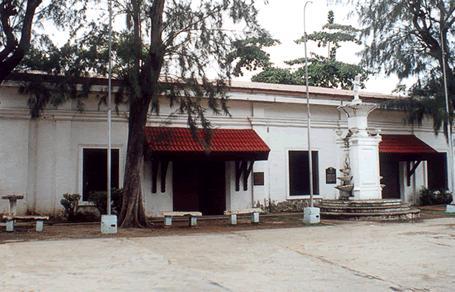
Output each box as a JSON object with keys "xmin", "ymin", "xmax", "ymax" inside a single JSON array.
[{"xmin": 337, "ymin": 75, "xmax": 383, "ymax": 200}]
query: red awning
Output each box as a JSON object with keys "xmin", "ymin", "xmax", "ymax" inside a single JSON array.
[
  {"xmin": 145, "ymin": 127, "xmax": 270, "ymax": 160},
  {"xmin": 380, "ymin": 135, "xmax": 438, "ymax": 154}
]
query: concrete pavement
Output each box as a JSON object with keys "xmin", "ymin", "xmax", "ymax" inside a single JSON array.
[{"xmin": 0, "ymin": 218, "xmax": 454, "ymax": 291}]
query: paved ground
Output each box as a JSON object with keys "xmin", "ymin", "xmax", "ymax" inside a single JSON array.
[{"xmin": 0, "ymin": 218, "xmax": 454, "ymax": 291}]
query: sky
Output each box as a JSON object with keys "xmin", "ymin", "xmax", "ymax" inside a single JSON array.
[
  {"xmin": 238, "ymin": 0, "xmax": 415, "ymax": 94},
  {"xmin": 42, "ymin": 0, "xmax": 413, "ymax": 95}
]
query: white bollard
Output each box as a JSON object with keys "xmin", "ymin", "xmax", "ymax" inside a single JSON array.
[
  {"xmin": 164, "ymin": 216, "xmax": 172, "ymax": 226},
  {"xmin": 101, "ymin": 215, "xmax": 118, "ymax": 234},
  {"xmin": 6, "ymin": 220, "xmax": 14, "ymax": 232},
  {"xmin": 36, "ymin": 220, "xmax": 44, "ymax": 232},
  {"xmin": 189, "ymin": 216, "xmax": 198, "ymax": 227},
  {"xmin": 251, "ymin": 212, "xmax": 260, "ymax": 224},
  {"xmin": 230, "ymin": 214, "xmax": 237, "ymax": 225},
  {"xmin": 303, "ymin": 207, "xmax": 320, "ymax": 224}
]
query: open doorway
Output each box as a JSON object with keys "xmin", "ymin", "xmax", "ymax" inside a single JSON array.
[
  {"xmin": 380, "ymin": 154, "xmax": 401, "ymax": 199},
  {"xmin": 173, "ymin": 160, "xmax": 226, "ymax": 215},
  {"xmin": 82, "ymin": 148, "xmax": 119, "ymax": 201}
]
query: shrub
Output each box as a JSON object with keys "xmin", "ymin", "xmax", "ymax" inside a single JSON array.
[
  {"xmin": 60, "ymin": 193, "xmax": 81, "ymax": 221},
  {"xmin": 87, "ymin": 188, "xmax": 123, "ymax": 215},
  {"xmin": 419, "ymin": 187, "xmax": 453, "ymax": 206}
]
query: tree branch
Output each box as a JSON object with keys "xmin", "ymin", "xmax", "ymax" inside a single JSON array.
[
  {"xmin": 163, "ymin": 5, "xmax": 223, "ymax": 49},
  {"xmin": 0, "ymin": 0, "xmax": 42, "ymax": 83},
  {"xmin": 0, "ymin": 0, "xmax": 18, "ymax": 61}
]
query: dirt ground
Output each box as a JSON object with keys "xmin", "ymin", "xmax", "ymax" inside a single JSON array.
[
  {"xmin": 0, "ymin": 209, "xmax": 454, "ymax": 291},
  {"xmin": 0, "ymin": 206, "xmax": 451, "ymax": 243},
  {"xmin": 0, "ymin": 213, "xmax": 330, "ymax": 243}
]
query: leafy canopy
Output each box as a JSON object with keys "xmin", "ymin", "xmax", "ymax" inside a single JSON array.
[
  {"xmin": 18, "ymin": 0, "xmax": 277, "ymax": 122},
  {"xmin": 0, "ymin": 0, "xmax": 90, "ymax": 83},
  {"xmin": 355, "ymin": 0, "xmax": 455, "ymax": 134},
  {"xmin": 252, "ymin": 10, "xmax": 368, "ymax": 90}
]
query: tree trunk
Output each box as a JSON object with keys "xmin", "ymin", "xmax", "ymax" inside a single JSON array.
[{"xmin": 119, "ymin": 97, "xmax": 150, "ymax": 227}]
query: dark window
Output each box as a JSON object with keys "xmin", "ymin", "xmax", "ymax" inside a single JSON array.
[
  {"xmin": 82, "ymin": 148, "xmax": 119, "ymax": 201},
  {"xmin": 427, "ymin": 153, "xmax": 448, "ymax": 190},
  {"xmin": 289, "ymin": 151, "xmax": 319, "ymax": 196}
]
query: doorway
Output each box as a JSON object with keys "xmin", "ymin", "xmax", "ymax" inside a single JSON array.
[
  {"xmin": 380, "ymin": 154, "xmax": 400, "ymax": 199},
  {"xmin": 173, "ymin": 160, "xmax": 226, "ymax": 215}
]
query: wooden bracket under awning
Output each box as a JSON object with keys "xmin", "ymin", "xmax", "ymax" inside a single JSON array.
[
  {"xmin": 235, "ymin": 161, "xmax": 254, "ymax": 191},
  {"xmin": 406, "ymin": 160, "xmax": 422, "ymax": 187},
  {"xmin": 151, "ymin": 159, "xmax": 169, "ymax": 193}
]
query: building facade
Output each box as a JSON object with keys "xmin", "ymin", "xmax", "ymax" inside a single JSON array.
[{"xmin": 0, "ymin": 78, "xmax": 451, "ymax": 216}]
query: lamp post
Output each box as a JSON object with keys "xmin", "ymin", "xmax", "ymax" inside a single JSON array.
[
  {"xmin": 101, "ymin": 0, "xmax": 118, "ymax": 233},
  {"xmin": 302, "ymin": 0, "xmax": 320, "ymax": 224},
  {"xmin": 441, "ymin": 27, "xmax": 455, "ymax": 213}
]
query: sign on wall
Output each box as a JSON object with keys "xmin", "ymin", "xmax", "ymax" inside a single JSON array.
[
  {"xmin": 253, "ymin": 172, "xmax": 265, "ymax": 186},
  {"xmin": 326, "ymin": 167, "xmax": 337, "ymax": 184}
]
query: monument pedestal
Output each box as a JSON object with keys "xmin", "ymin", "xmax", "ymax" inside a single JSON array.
[{"xmin": 349, "ymin": 134, "xmax": 382, "ymax": 200}]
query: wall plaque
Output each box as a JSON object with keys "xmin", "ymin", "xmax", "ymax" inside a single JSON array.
[
  {"xmin": 253, "ymin": 172, "xmax": 265, "ymax": 186},
  {"xmin": 326, "ymin": 167, "xmax": 337, "ymax": 184}
]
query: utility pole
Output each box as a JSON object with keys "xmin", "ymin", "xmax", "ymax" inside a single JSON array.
[
  {"xmin": 303, "ymin": 0, "xmax": 320, "ymax": 224},
  {"xmin": 101, "ymin": 0, "xmax": 118, "ymax": 233}
]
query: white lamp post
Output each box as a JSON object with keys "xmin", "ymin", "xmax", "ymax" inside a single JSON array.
[
  {"xmin": 302, "ymin": 0, "xmax": 320, "ymax": 224},
  {"xmin": 101, "ymin": 0, "xmax": 118, "ymax": 233}
]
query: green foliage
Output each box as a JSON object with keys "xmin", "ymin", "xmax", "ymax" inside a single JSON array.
[
  {"xmin": 252, "ymin": 67, "xmax": 304, "ymax": 85},
  {"xmin": 87, "ymin": 188, "xmax": 123, "ymax": 216},
  {"xmin": 297, "ymin": 10, "xmax": 360, "ymax": 60},
  {"xmin": 252, "ymin": 10, "xmax": 367, "ymax": 90},
  {"xmin": 60, "ymin": 193, "xmax": 81, "ymax": 221},
  {"xmin": 228, "ymin": 32, "xmax": 279, "ymax": 77},
  {"xmin": 355, "ymin": 0, "xmax": 455, "ymax": 134},
  {"xmin": 419, "ymin": 187, "xmax": 453, "ymax": 206},
  {"xmin": 0, "ymin": 0, "xmax": 92, "ymax": 83}
]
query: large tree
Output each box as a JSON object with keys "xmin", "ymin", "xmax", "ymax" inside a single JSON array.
[
  {"xmin": 18, "ymin": 0, "xmax": 274, "ymax": 227},
  {"xmin": 252, "ymin": 10, "xmax": 368, "ymax": 89},
  {"xmin": 0, "ymin": 0, "xmax": 85, "ymax": 83},
  {"xmin": 355, "ymin": 0, "xmax": 455, "ymax": 134}
]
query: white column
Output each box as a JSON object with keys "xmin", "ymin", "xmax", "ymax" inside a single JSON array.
[{"xmin": 349, "ymin": 134, "xmax": 382, "ymax": 200}]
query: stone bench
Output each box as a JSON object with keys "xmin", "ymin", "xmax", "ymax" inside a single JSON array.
[
  {"xmin": 224, "ymin": 208, "xmax": 263, "ymax": 225},
  {"xmin": 2, "ymin": 215, "xmax": 50, "ymax": 232},
  {"xmin": 160, "ymin": 211, "xmax": 202, "ymax": 227}
]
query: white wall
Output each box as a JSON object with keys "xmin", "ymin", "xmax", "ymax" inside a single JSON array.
[
  {"xmin": 142, "ymin": 160, "xmax": 173, "ymax": 217},
  {"xmin": 225, "ymin": 161, "xmax": 253, "ymax": 211},
  {"xmin": 1, "ymin": 84, "xmax": 451, "ymax": 215}
]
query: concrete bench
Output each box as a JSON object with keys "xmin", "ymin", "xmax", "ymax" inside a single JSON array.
[
  {"xmin": 3, "ymin": 215, "xmax": 50, "ymax": 232},
  {"xmin": 160, "ymin": 211, "xmax": 202, "ymax": 227},
  {"xmin": 224, "ymin": 208, "xmax": 264, "ymax": 225}
]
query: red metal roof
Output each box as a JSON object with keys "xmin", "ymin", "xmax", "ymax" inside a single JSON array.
[
  {"xmin": 145, "ymin": 127, "xmax": 270, "ymax": 160},
  {"xmin": 380, "ymin": 135, "xmax": 438, "ymax": 154}
]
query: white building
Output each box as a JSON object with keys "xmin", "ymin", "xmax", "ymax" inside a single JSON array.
[{"xmin": 0, "ymin": 75, "xmax": 451, "ymax": 216}]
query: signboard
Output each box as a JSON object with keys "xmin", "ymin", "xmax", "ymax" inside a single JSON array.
[
  {"xmin": 326, "ymin": 167, "xmax": 337, "ymax": 184},
  {"xmin": 253, "ymin": 172, "xmax": 265, "ymax": 186}
]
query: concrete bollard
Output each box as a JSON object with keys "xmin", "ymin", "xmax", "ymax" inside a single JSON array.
[
  {"xmin": 251, "ymin": 212, "xmax": 260, "ymax": 224},
  {"xmin": 230, "ymin": 214, "xmax": 237, "ymax": 225},
  {"xmin": 36, "ymin": 220, "xmax": 44, "ymax": 232},
  {"xmin": 164, "ymin": 216, "xmax": 172, "ymax": 227},
  {"xmin": 189, "ymin": 216, "xmax": 198, "ymax": 227},
  {"xmin": 6, "ymin": 220, "xmax": 14, "ymax": 232}
]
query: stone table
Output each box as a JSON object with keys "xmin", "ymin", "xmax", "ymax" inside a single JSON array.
[{"xmin": 1, "ymin": 194, "xmax": 24, "ymax": 216}]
